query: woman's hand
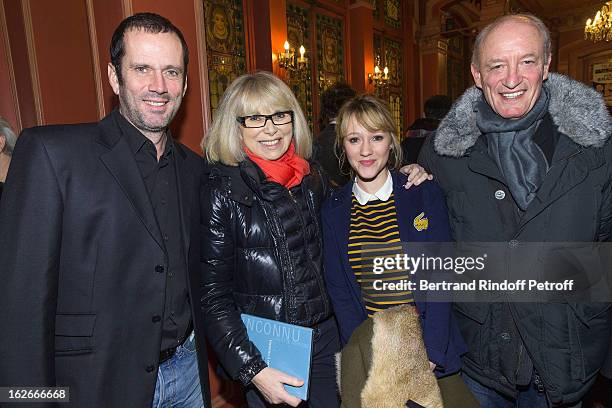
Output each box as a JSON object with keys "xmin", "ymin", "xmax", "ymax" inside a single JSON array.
[
  {"xmin": 251, "ymin": 367, "xmax": 304, "ymax": 407},
  {"xmin": 429, "ymin": 361, "xmax": 437, "ymax": 372},
  {"xmin": 399, "ymin": 163, "xmax": 433, "ymax": 189}
]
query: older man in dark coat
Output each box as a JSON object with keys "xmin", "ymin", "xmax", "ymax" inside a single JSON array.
[{"xmin": 420, "ymin": 14, "xmax": 612, "ymax": 408}]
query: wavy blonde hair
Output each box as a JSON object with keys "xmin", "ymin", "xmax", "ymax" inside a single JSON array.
[
  {"xmin": 335, "ymin": 94, "xmax": 402, "ymax": 175},
  {"xmin": 202, "ymin": 71, "xmax": 312, "ymax": 165}
]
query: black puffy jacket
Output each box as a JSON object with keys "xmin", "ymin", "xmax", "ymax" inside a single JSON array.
[{"xmin": 200, "ymin": 159, "xmax": 332, "ymax": 386}]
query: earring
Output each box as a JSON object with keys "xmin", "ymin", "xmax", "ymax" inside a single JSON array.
[{"xmin": 338, "ymin": 152, "xmax": 349, "ymax": 176}]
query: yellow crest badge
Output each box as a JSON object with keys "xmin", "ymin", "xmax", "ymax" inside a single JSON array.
[{"xmin": 413, "ymin": 212, "xmax": 428, "ymax": 231}]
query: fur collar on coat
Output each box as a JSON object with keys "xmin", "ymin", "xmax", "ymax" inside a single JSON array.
[{"xmin": 434, "ymin": 73, "xmax": 612, "ymax": 158}]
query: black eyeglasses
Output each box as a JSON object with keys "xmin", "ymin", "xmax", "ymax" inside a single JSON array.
[{"xmin": 236, "ymin": 111, "xmax": 294, "ymax": 128}]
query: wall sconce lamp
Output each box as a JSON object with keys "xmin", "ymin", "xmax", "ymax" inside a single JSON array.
[
  {"xmin": 318, "ymin": 73, "xmax": 334, "ymax": 92},
  {"xmin": 278, "ymin": 40, "xmax": 308, "ymax": 80},
  {"xmin": 368, "ymin": 65, "xmax": 389, "ymax": 89}
]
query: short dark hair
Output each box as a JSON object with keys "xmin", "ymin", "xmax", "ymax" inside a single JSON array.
[
  {"xmin": 110, "ymin": 12, "xmax": 189, "ymax": 84},
  {"xmin": 424, "ymin": 95, "xmax": 452, "ymax": 120},
  {"xmin": 319, "ymin": 82, "xmax": 356, "ymax": 129}
]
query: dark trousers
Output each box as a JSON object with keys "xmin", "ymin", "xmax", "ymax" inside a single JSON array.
[
  {"xmin": 462, "ymin": 372, "xmax": 583, "ymax": 408},
  {"xmin": 246, "ymin": 318, "xmax": 341, "ymax": 408}
]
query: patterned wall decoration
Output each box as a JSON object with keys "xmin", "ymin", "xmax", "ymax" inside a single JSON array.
[
  {"xmin": 384, "ymin": 0, "xmax": 401, "ymax": 29},
  {"xmin": 286, "ymin": 2, "xmax": 313, "ymax": 129},
  {"xmin": 384, "ymin": 37, "xmax": 403, "ymax": 136},
  {"xmin": 388, "ymin": 94, "xmax": 402, "ymax": 138},
  {"xmin": 373, "ymin": 33, "xmax": 403, "ymax": 135},
  {"xmin": 447, "ymin": 57, "xmax": 464, "ymax": 102},
  {"xmin": 373, "ymin": 0, "xmax": 381, "ymax": 20},
  {"xmin": 316, "ymin": 13, "xmax": 344, "ymax": 93},
  {"xmin": 446, "ymin": 36, "xmax": 467, "ymax": 101},
  {"xmin": 447, "ymin": 35, "xmax": 463, "ymax": 55},
  {"xmin": 203, "ymin": 0, "xmax": 247, "ymax": 116},
  {"xmin": 384, "ymin": 38, "xmax": 401, "ymax": 87},
  {"xmin": 373, "ymin": 33, "xmax": 382, "ymax": 66}
]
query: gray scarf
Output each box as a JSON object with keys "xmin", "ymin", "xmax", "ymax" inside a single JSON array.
[{"xmin": 479, "ymin": 89, "xmax": 550, "ymax": 210}]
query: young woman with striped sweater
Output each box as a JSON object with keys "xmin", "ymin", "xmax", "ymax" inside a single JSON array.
[{"xmin": 321, "ymin": 94, "xmax": 476, "ymax": 407}]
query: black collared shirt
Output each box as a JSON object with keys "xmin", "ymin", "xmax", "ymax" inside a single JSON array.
[{"xmin": 116, "ymin": 111, "xmax": 191, "ymax": 352}]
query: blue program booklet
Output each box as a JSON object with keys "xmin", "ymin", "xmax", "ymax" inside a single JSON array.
[{"xmin": 241, "ymin": 314, "xmax": 313, "ymax": 400}]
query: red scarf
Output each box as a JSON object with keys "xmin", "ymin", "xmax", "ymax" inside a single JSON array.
[{"xmin": 245, "ymin": 142, "xmax": 310, "ymax": 189}]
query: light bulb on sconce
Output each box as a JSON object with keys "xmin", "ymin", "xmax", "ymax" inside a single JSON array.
[
  {"xmin": 277, "ymin": 40, "xmax": 308, "ymax": 82},
  {"xmin": 368, "ymin": 63, "xmax": 390, "ymax": 95},
  {"xmin": 278, "ymin": 40, "xmax": 294, "ymax": 70}
]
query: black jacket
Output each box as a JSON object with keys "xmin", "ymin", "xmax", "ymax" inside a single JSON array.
[
  {"xmin": 401, "ymin": 118, "xmax": 440, "ymax": 165},
  {"xmin": 0, "ymin": 111, "xmax": 211, "ymax": 407},
  {"xmin": 314, "ymin": 124, "xmax": 349, "ymax": 188},
  {"xmin": 201, "ymin": 160, "xmax": 332, "ymax": 385},
  {"xmin": 419, "ymin": 73, "xmax": 612, "ymax": 405}
]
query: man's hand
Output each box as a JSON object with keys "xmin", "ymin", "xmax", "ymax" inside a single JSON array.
[
  {"xmin": 251, "ymin": 367, "xmax": 304, "ymax": 407},
  {"xmin": 399, "ymin": 163, "xmax": 433, "ymax": 189}
]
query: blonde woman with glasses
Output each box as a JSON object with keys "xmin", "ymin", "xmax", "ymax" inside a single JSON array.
[{"xmin": 201, "ymin": 71, "xmax": 340, "ymax": 407}]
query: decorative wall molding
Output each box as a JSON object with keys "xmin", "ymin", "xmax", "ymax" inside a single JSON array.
[
  {"xmin": 85, "ymin": 0, "xmax": 105, "ymax": 119},
  {"xmin": 195, "ymin": 0, "xmax": 211, "ymax": 133},
  {"xmin": 349, "ymin": 0, "xmax": 375, "ymax": 10},
  {"xmin": 121, "ymin": 0, "xmax": 133, "ymax": 17},
  {"xmin": 0, "ymin": 0, "xmax": 22, "ymax": 131},
  {"xmin": 21, "ymin": 0, "xmax": 43, "ymax": 125},
  {"xmin": 549, "ymin": 5, "xmax": 608, "ymax": 32},
  {"xmin": 202, "ymin": 0, "xmax": 247, "ymax": 117},
  {"xmin": 418, "ymin": 36, "xmax": 448, "ymax": 54}
]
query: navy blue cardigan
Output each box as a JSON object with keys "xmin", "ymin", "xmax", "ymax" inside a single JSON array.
[{"xmin": 321, "ymin": 170, "xmax": 467, "ymax": 377}]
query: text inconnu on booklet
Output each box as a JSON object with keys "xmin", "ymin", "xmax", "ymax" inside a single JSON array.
[{"xmin": 241, "ymin": 314, "xmax": 313, "ymax": 400}]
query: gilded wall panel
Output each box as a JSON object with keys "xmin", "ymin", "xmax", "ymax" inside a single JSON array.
[
  {"xmin": 373, "ymin": 33, "xmax": 382, "ymax": 66},
  {"xmin": 286, "ymin": 2, "xmax": 313, "ymax": 129},
  {"xmin": 316, "ymin": 13, "xmax": 344, "ymax": 93},
  {"xmin": 203, "ymin": 0, "xmax": 247, "ymax": 116},
  {"xmin": 384, "ymin": 37, "xmax": 403, "ymax": 135},
  {"xmin": 384, "ymin": 0, "xmax": 400, "ymax": 29},
  {"xmin": 373, "ymin": 0, "xmax": 381, "ymax": 20},
  {"xmin": 384, "ymin": 37, "xmax": 401, "ymax": 87}
]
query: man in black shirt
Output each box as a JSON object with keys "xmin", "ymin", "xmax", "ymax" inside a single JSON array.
[{"xmin": 0, "ymin": 13, "xmax": 211, "ymax": 407}]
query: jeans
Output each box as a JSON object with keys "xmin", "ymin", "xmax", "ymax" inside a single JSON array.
[
  {"xmin": 246, "ymin": 318, "xmax": 341, "ymax": 408},
  {"xmin": 152, "ymin": 332, "xmax": 205, "ymax": 408},
  {"xmin": 462, "ymin": 373, "xmax": 582, "ymax": 408}
]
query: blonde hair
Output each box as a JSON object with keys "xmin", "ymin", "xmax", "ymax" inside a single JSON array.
[
  {"xmin": 335, "ymin": 94, "xmax": 402, "ymax": 174},
  {"xmin": 202, "ymin": 71, "xmax": 312, "ymax": 165}
]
